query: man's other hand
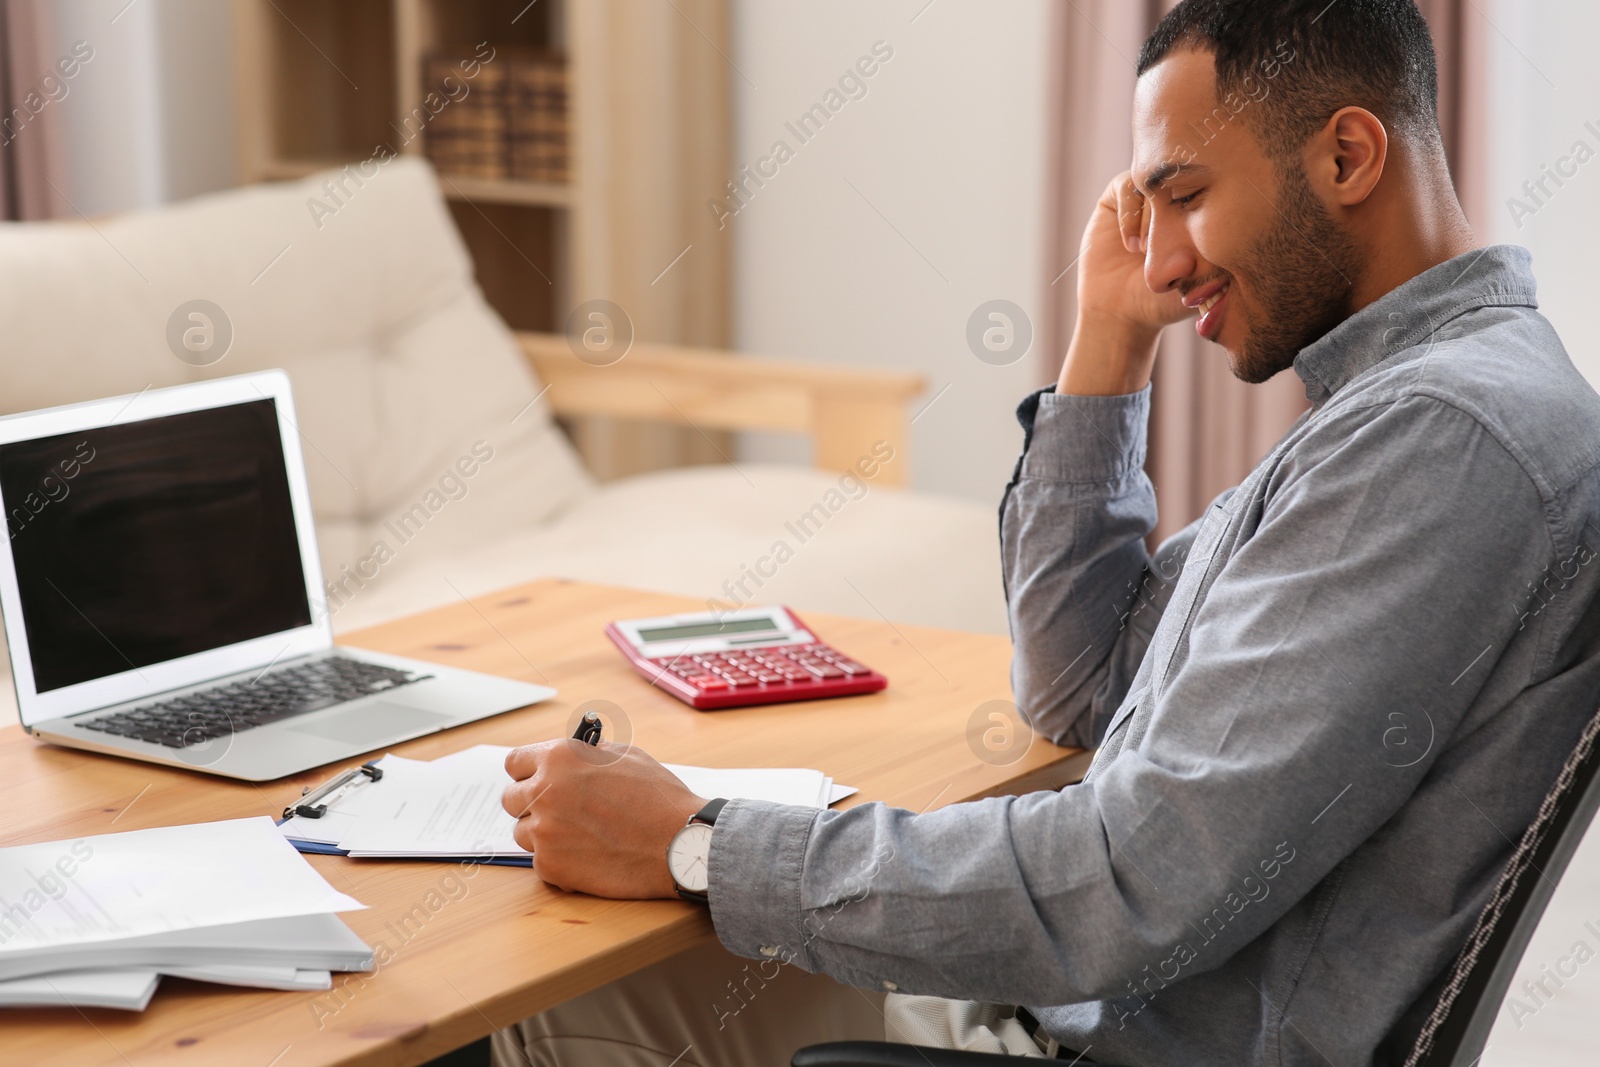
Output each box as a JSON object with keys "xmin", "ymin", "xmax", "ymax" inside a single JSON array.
[
  {"xmin": 1080, "ymin": 172, "xmax": 1193, "ymax": 333},
  {"xmin": 502, "ymin": 739, "xmax": 707, "ymax": 899},
  {"xmin": 1058, "ymin": 171, "xmax": 1191, "ymax": 396}
]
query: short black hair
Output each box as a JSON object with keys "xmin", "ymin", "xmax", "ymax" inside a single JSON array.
[{"xmin": 1136, "ymin": 0, "xmax": 1443, "ymax": 161}]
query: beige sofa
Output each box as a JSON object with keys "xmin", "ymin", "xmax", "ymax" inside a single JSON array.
[{"xmin": 0, "ymin": 159, "xmax": 1006, "ymax": 727}]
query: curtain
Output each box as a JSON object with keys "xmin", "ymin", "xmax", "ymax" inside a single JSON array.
[
  {"xmin": 1043, "ymin": 0, "xmax": 1485, "ymax": 543},
  {"xmin": 562, "ymin": 0, "xmax": 733, "ymax": 481},
  {"xmin": 0, "ymin": 0, "xmax": 63, "ymax": 221}
]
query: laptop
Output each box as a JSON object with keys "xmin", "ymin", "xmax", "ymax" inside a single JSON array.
[{"xmin": 0, "ymin": 371, "xmax": 555, "ymax": 781}]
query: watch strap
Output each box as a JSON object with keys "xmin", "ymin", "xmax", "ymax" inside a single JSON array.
[{"xmin": 691, "ymin": 797, "xmax": 729, "ymax": 827}]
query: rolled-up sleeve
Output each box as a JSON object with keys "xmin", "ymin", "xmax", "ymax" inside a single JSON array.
[{"xmin": 707, "ymin": 393, "xmax": 1548, "ymax": 1008}]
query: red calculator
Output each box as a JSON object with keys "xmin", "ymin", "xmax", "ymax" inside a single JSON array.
[{"xmin": 604, "ymin": 606, "xmax": 888, "ymax": 710}]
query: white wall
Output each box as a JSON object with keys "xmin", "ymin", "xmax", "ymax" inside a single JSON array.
[
  {"xmin": 41, "ymin": 0, "xmax": 236, "ymax": 217},
  {"xmin": 729, "ymin": 0, "xmax": 1052, "ymax": 503},
  {"xmin": 1477, "ymin": 0, "xmax": 1600, "ymax": 385}
]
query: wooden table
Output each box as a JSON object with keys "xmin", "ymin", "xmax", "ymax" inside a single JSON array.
[{"xmin": 2, "ymin": 579, "xmax": 1085, "ymax": 1067}]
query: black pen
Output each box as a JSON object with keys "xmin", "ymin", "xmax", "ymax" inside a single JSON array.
[{"xmin": 572, "ymin": 709, "xmax": 604, "ymax": 746}]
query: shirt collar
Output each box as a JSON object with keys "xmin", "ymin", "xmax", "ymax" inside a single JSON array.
[{"xmin": 1291, "ymin": 244, "xmax": 1539, "ymax": 406}]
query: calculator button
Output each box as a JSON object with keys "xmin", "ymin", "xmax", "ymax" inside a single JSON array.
[
  {"xmin": 723, "ymin": 673, "xmax": 757, "ymax": 687},
  {"xmin": 697, "ymin": 678, "xmax": 730, "ymax": 691},
  {"xmin": 800, "ymin": 662, "xmax": 845, "ymax": 679},
  {"xmin": 754, "ymin": 672, "xmax": 784, "ymax": 684}
]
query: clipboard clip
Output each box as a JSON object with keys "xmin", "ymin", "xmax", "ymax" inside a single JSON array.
[{"xmin": 284, "ymin": 761, "xmax": 385, "ymax": 820}]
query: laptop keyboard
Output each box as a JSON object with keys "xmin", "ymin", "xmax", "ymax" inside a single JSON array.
[{"xmin": 75, "ymin": 657, "xmax": 423, "ymax": 749}]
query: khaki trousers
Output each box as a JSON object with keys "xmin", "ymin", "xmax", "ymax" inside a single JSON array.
[{"xmin": 491, "ymin": 939, "xmax": 885, "ymax": 1067}]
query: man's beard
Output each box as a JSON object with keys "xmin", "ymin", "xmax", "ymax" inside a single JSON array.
[{"xmin": 1227, "ymin": 166, "xmax": 1362, "ymax": 384}]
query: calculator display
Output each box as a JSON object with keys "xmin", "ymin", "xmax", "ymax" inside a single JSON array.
[{"xmin": 635, "ymin": 616, "xmax": 782, "ymax": 643}]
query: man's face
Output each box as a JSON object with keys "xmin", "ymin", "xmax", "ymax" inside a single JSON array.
[{"xmin": 1131, "ymin": 48, "xmax": 1361, "ymax": 383}]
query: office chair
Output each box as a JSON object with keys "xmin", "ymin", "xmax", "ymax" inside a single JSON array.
[{"xmin": 794, "ymin": 699, "xmax": 1600, "ymax": 1067}]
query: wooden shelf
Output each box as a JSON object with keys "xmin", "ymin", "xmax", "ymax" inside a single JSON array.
[
  {"xmin": 234, "ymin": 0, "xmax": 734, "ymax": 481},
  {"xmin": 436, "ymin": 174, "xmax": 572, "ymax": 208},
  {"xmin": 260, "ymin": 0, "xmax": 397, "ymax": 163}
]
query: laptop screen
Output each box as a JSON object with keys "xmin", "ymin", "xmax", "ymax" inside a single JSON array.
[{"xmin": 0, "ymin": 398, "xmax": 313, "ymax": 693}]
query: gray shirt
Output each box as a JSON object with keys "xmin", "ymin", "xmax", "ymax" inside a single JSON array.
[{"xmin": 707, "ymin": 245, "xmax": 1600, "ymax": 1066}]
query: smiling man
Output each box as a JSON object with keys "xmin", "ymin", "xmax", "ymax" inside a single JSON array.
[{"xmin": 495, "ymin": 2, "xmax": 1600, "ymax": 1065}]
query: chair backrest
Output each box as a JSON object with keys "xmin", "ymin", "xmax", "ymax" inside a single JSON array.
[{"xmin": 1404, "ymin": 700, "xmax": 1600, "ymax": 1065}]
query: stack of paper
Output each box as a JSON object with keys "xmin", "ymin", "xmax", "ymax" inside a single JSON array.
[
  {"xmin": 0, "ymin": 817, "xmax": 371, "ymax": 1010},
  {"xmin": 279, "ymin": 744, "xmax": 857, "ymax": 862}
]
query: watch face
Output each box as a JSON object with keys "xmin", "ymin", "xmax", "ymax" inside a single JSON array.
[{"xmin": 667, "ymin": 822, "xmax": 715, "ymax": 894}]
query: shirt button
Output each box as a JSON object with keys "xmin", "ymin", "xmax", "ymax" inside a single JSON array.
[
  {"xmin": 759, "ymin": 945, "xmax": 780, "ymax": 958},
  {"xmin": 882, "ymin": 980, "xmax": 898, "ymax": 992}
]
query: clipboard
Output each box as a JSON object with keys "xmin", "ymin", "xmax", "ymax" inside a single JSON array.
[
  {"xmin": 282, "ymin": 760, "xmax": 386, "ymax": 821},
  {"xmin": 276, "ymin": 759, "xmax": 534, "ymax": 868}
]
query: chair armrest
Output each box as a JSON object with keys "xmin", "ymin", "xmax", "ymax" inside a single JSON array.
[
  {"xmin": 516, "ymin": 332, "xmax": 926, "ymax": 487},
  {"xmin": 793, "ymin": 1041, "xmax": 1037, "ymax": 1066}
]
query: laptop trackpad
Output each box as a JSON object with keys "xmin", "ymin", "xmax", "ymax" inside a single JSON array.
[{"xmin": 290, "ymin": 701, "xmax": 451, "ymax": 745}]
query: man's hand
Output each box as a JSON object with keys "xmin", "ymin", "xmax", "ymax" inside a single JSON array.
[
  {"xmin": 1058, "ymin": 171, "xmax": 1192, "ymax": 396},
  {"xmin": 502, "ymin": 739, "xmax": 707, "ymax": 899}
]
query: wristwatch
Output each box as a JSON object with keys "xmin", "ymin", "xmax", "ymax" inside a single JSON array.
[{"xmin": 666, "ymin": 798, "xmax": 728, "ymax": 903}]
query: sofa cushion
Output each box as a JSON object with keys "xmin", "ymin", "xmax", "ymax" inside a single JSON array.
[
  {"xmin": 0, "ymin": 157, "xmax": 592, "ymax": 579},
  {"xmin": 321, "ymin": 463, "xmax": 1009, "ymax": 639}
]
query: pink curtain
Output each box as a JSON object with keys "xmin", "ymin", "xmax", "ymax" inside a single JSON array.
[
  {"xmin": 1415, "ymin": 0, "xmax": 1493, "ymax": 231},
  {"xmin": 0, "ymin": 0, "xmax": 64, "ymax": 221},
  {"xmin": 1043, "ymin": 0, "xmax": 1486, "ymax": 542}
]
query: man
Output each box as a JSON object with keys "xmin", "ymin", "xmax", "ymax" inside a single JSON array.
[{"xmin": 496, "ymin": 1, "xmax": 1600, "ymax": 1064}]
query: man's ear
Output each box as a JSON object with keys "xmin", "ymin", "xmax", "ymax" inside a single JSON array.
[{"xmin": 1310, "ymin": 106, "xmax": 1387, "ymax": 207}]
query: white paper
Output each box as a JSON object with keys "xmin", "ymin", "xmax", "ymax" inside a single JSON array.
[
  {"xmin": 0, "ymin": 962, "xmax": 333, "ymax": 1010},
  {"xmin": 281, "ymin": 744, "xmax": 859, "ymax": 860},
  {"xmin": 0, "ymin": 817, "xmax": 363, "ymax": 956},
  {"xmin": 442, "ymin": 746, "xmax": 843, "ymax": 809},
  {"xmin": 429, "ymin": 744, "xmax": 512, "ymax": 770},
  {"xmin": 663, "ymin": 765, "xmax": 832, "ymax": 808},
  {"xmin": 164, "ymin": 963, "xmax": 332, "ymax": 991},
  {"xmin": 338, "ymin": 747, "xmax": 522, "ymax": 858},
  {"xmin": 0, "ymin": 968, "xmax": 159, "ymax": 1010}
]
